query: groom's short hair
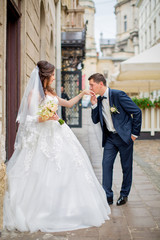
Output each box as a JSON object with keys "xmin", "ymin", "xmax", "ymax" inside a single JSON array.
[{"xmin": 88, "ymin": 73, "xmax": 106, "ymax": 86}]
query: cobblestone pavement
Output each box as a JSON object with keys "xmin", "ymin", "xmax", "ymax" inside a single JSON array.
[
  {"xmin": 134, "ymin": 140, "xmax": 160, "ymax": 191},
  {"xmin": 1, "ymin": 109, "xmax": 160, "ymax": 240}
]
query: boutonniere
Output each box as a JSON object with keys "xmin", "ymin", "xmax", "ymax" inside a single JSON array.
[{"xmin": 110, "ymin": 104, "xmax": 120, "ymax": 114}]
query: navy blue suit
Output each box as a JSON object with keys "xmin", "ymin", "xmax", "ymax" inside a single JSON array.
[{"xmin": 92, "ymin": 88, "xmax": 142, "ymax": 198}]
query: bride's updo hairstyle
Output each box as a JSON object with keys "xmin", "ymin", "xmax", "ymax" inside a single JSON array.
[{"xmin": 37, "ymin": 60, "xmax": 56, "ymax": 95}]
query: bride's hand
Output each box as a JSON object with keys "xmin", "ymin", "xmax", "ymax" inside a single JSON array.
[
  {"xmin": 49, "ymin": 113, "xmax": 59, "ymax": 121},
  {"xmin": 82, "ymin": 90, "xmax": 95, "ymax": 96}
]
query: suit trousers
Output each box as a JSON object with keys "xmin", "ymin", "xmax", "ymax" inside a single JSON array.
[{"xmin": 102, "ymin": 132, "xmax": 133, "ymax": 199}]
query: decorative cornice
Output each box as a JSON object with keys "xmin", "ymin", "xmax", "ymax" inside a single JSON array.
[{"xmin": 115, "ymin": 0, "xmax": 131, "ymax": 9}]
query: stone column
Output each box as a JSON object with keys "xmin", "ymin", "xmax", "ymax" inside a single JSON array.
[{"xmin": 56, "ymin": 0, "xmax": 61, "ymax": 117}]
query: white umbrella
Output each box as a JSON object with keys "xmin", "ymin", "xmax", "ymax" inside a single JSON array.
[{"xmin": 121, "ymin": 43, "xmax": 160, "ymax": 72}]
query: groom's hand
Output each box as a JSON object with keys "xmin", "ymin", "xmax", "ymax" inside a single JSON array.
[
  {"xmin": 91, "ymin": 95, "xmax": 97, "ymax": 105},
  {"xmin": 131, "ymin": 135, "xmax": 136, "ymax": 142}
]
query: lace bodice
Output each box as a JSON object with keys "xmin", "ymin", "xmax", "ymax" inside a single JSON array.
[{"xmin": 45, "ymin": 95, "xmax": 59, "ymax": 105}]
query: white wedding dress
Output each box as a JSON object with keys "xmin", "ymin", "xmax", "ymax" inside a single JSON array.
[{"xmin": 3, "ymin": 95, "xmax": 110, "ymax": 233}]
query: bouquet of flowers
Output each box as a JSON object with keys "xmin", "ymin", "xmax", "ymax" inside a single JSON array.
[{"xmin": 37, "ymin": 100, "xmax": 65, "ymax": 125}]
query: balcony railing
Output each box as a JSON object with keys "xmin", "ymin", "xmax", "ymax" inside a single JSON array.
[
  {"xmin": 62, "ymin": 8, "xmax": 85, "ymax": 32},
  {"xmin": 141, "ymin": 107, "xmax": 160, "ymax": 136}
]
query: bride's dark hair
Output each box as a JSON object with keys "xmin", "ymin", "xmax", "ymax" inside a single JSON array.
[{"xmin": 37, "ymin": 60, "xmax": 56, "ymax": 96}]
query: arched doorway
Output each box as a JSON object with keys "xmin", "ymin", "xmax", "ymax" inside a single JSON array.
[{"xmin": 40, "ymin": 1, "xmax": 46, "ymax": 59}]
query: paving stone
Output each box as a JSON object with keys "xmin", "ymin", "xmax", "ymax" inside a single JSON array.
[
  {"xmin": 132, "ymin": 229, "xmax": 160, "ymax": 240},
  {"xmin": 99, "ymin": 216, "xmax": 131, "ymax": 239},
  {"xmin": 126, "ymin": 216, "xmax": 156, "ymax": 228},
  {"xmin": 122, "ymin": 207, "xmax": 151, "ymax": 217},
  {"xmin": 150, "ymin": 208, "xmax": 160, "ymax": 217}
]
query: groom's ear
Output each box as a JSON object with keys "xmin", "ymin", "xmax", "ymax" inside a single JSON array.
[{"xmin": 99, "ymin": 81, "xmax": 104, "ymax": 87}]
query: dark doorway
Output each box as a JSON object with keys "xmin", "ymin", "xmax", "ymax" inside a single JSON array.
[{"xmin": 6, "ymin": 0, "xmax": 21, "ymax": 160}]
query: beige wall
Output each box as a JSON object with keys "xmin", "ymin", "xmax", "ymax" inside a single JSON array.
[
  {"xmin": 24, "ymin": 0, "xmax": 56, "ymax": 81},
  {"xmin": 96, "ymin": 59, "xmax": 116, "ymax": 86},
  {"xmin": 82, "ymin": 57, "xmax": 97, "ymax": 89}
]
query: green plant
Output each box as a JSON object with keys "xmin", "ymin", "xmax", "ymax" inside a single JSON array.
[
  {"xmin": 132, "ymin": 97, "xmax": 154, "ymax": 110},
  {"xmin": 154, "ymin": 97, "xmax": 160, "ymax": 108}
]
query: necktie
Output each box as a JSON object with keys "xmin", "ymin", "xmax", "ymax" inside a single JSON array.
[{"xmin": 100, "ymin": 96, "xmax": 107, "ymax": 101}]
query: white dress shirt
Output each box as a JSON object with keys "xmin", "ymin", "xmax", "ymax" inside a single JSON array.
[
  {"xmin": 101, "ymin": 89, "xmax": 116, "ymax": 132},
  {"xmin": 92, "ymin": 88, "xmax": 115, "ymax": 132}
]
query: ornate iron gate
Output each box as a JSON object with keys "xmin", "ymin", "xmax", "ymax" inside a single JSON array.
[{"xmin": 61, "ymin": 71, "xmax": 82, "ymax": 128}]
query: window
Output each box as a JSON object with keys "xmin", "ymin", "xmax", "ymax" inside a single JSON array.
[
  {"xmin": 149, "ymin": 0, "xmax": 151, "ymax": 15},
  {"xmin": 103, "ymin": 71, "xmax": 108, "ymax": 79},
  {"xmin": 159, "ymin": 13, "xmax": 160, "ymax": 35},
  {"xmin": 145, "ymin": 5, "xmax": 147, "ymax": 20},
  {"xmin": 149, "ymin": 25, "xmax": 151, "ymax": 44},
  {"xmin": 141, "ymin": 36, "xmax": 143, "ymax": 52},
  {"xmin": 145, "ymin": 31, "xmax": 147, "ymax": 49},
  {"xmin": 124, "ymin": 15, "xmax": 127, "ymax": 32},
  {"xmin": 154, "ymin": 19, "xmax": 156, "ymax": 40}
]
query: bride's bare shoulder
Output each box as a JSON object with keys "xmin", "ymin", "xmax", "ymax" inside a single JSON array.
[{"xmin": 45, "ymin": 91, "xmax": 56, "ymax": 98}]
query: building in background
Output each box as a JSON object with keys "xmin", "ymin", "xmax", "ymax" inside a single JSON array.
[
  {"xmin": 112, "ymin": 0, "xmax": 160, "ymax": 97},
  {"xmin": 97, "ymin": 37, "xmax": 119, "ymax": 85},
  {"xmin": 79, "ymin": 0, "xmax": 140, "ymax": 90},
  {"xmin": 97, "ymin": 0, "xmax": 139, "ymax": 87},
  {"xmin": 136, "ymin": 0, "xmax": 160, "ymax": 53},
  {"xmin": 115, "ymin": 0, "xmax": 139, "ymax": 56}
]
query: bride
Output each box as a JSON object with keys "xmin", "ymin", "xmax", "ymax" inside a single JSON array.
[{"xmin": 3, "ymin": 60, "xmax": 110, "ymax": 233}]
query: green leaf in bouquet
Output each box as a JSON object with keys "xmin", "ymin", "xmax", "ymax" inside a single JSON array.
[{"xmin": 58, "ymin": 119, "xmax": 65, "ymax": 125}]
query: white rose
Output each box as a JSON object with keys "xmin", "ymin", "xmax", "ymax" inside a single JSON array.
[{"xmin": 110, "ymin": 107, "xmax": 116, "ymax": 112}]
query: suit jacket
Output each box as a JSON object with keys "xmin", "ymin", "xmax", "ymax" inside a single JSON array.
[{"xmin": 91, "ymin": 88, "xmax": 142, "ymax": 147}]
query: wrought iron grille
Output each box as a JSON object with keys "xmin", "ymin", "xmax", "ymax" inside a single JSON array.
[{"xmin": 61, "ymin": 71, "xmax": 82, "ymax": 128}]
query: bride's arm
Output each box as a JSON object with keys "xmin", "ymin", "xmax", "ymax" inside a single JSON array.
[{"xmin": 57, "ymin": 90, "xmax": 95, "ymax": 108}]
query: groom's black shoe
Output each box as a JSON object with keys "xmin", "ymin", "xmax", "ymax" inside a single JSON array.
[
  {"xmin": 117, "ymin": 196, "xmax": 128, "ymax": 206},
  {"xmin": 107, "ymin": 197, "xmax": 113, "ymax": 205}
]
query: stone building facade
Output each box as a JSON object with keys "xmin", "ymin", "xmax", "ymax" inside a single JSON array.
[{"xmin": 136, "ymin": 0, "xmax": 160, "ymax": 53}]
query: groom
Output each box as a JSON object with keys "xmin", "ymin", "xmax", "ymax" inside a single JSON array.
[{"xmin": 89, "ymin": 73, "xmax": 142, "ymax": 206}]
